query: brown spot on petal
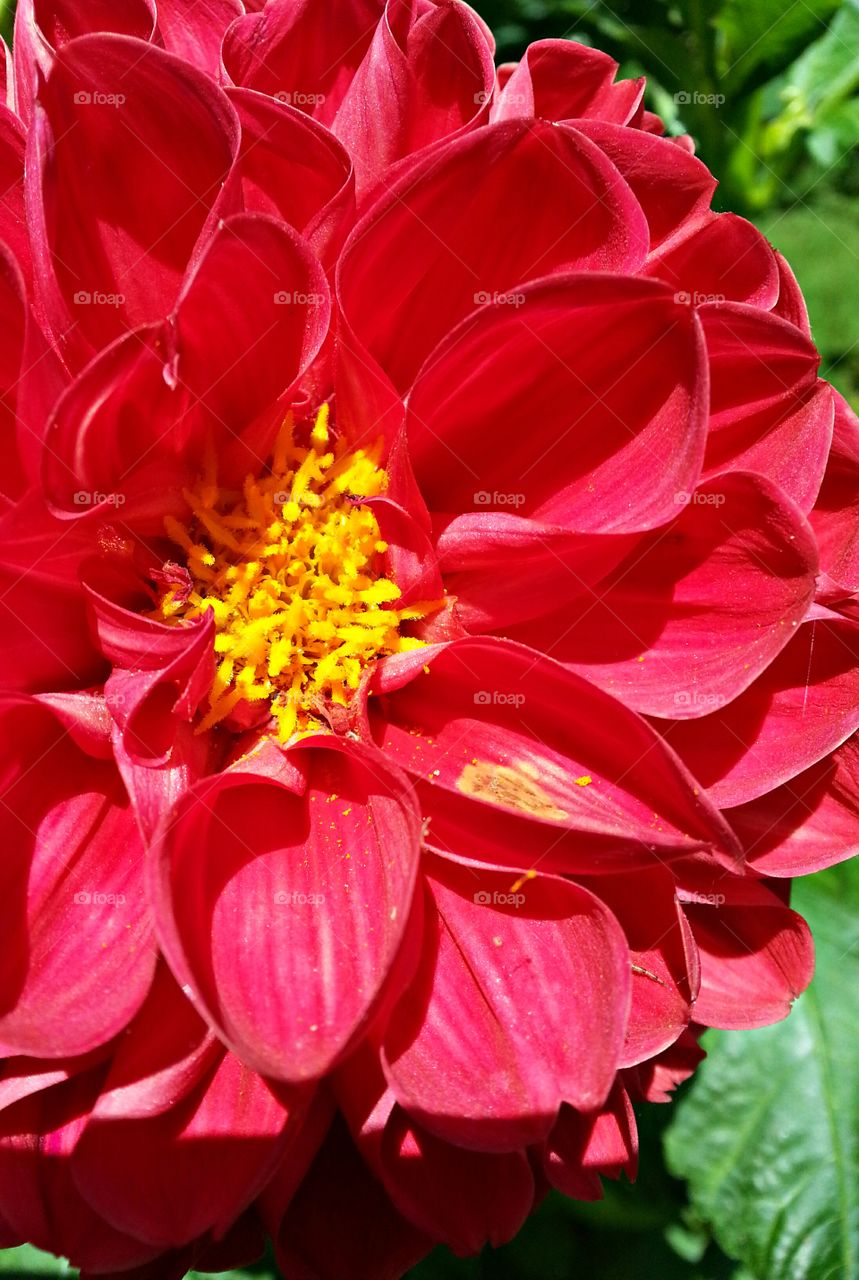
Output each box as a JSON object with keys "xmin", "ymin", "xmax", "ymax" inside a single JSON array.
[{"xmin": 457, "ymin": 761, "xmax": 568, "ymax": 821}]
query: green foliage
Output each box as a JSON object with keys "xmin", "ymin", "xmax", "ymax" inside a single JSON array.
[{"xmin": 666, "ymin": 859, "xmax": 859, "ymax": 1280}]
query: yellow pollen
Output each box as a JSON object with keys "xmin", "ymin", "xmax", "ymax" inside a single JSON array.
[{"xmin": 153, "ymin": 405, "xmax": 439, "ymax": 742}]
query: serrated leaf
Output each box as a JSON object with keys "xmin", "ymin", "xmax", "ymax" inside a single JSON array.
[{"xmin": 665, "ymin": 859, "xmax": 859, "ymax": 1280}]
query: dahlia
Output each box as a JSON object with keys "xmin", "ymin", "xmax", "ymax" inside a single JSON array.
[{"xmin": 0, "ymin": 1, "xmax": 857, "ymax": 1277}]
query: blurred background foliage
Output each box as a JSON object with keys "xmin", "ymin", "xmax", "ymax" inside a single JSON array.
[{"xmin": 0, "ymin": 0, "xmax": 858, "ymax": 1278}]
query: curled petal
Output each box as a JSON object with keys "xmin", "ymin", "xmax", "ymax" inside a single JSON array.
[{"xmin": 151, "ymin": 737, "xmax": 422, "ymax": 1082}]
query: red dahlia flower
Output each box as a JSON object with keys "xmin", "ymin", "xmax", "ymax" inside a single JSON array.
[{"xmin": 0, "ymin": 1, "xmax": 858, "ymax": 1276}]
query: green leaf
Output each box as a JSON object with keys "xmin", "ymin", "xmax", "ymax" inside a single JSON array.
[
  {"xmin": 715, "ymin": 0, "xmax": 840, "ymax": 93},
  {"xmin": 665, "ymin": 858, "xmax": 859, "ymax": 1280}
]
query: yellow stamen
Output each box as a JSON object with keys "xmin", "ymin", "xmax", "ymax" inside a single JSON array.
[{"xmin": 152, "ymin": 406, "xmax": 442, "ymax": 742}]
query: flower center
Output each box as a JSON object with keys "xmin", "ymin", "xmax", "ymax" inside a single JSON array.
[{"xmin": 153, "ymin": 405, "xmax": 433, "ymax": 742}]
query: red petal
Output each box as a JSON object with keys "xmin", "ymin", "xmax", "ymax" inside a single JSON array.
[
  {"xmin": 151, "ymin": 737, "xmax": 422, "ymax": 1082},
  {"xmin": 73, "ymin": 1049, "xmax": 303, "ymax": 1248},
  {"xmin": 31, "ymin": 34, "xmax": 239, "ymax": 361},
  {"xmin": 700, "ymin": 303, "xmax": 831, "ymax": 511},
  {"xmin": 0, "ymin": 1070, "xmax": 160, "ymax": 1271},
  {"xmin": 575, "ymin": 120, "xmax": 715, "ymax": 251},
  {"xmin": 223, "ymin": 0, "xmax": 385, "ymax": 125},
  {"xmin": 153, "ymin": 0, "xmax": 242, "ymax": 74},
  {"xmin": 371, "ymin": 637, "xmax": 741, "ymax": 871},
  {"xmin": 509, "ymin": 471, "xmax": 818, "ymax": 718},
  {"xmin": 727, "ymin": 734, "xmax": 859, "ymax": 876},
  {"xmin": 337, "ymin": 118, "xmax": 648, "ymax": 397},
  {"xmin": 0, "ymin": 492, "xmax": 102, "ymax": 691},
  {"xmin": 810, "ymin": 391, "xmax": 859, "ymax": 591},
  {"xmin": 677, "ymin": 872, "xmax": 814, "ymax": 1029},
  {"xmin": 645, "ymin": 213, "xmax": 779, "ymax": 309},
  {"xmin": 493, "ymin": 40, "xmax": 643, "ymax": 125},
  {"xmin": 332, "ymin": 0, "xmax": 494, "ymax": 194},
  {"xmin": 664, "ymin": 616, "xmax": 859, "ymax": 805},
  {"xmin": 337, "ymin": 1052, "xmax": 534, "ymax": 1254},
  {"xmin": 274, "ymin": 1116, "xmax": 431, "ymax": 1280},
  {"xmin": 382, "ymin": 855, "xmax": 630, "ymax": 1149},
  {"xmin": 0, "ymin": 694, "xmax": 156, "ymax": 1057},
  {"xmin": 578, "ymin": 866, "xmax": 699, "ymax": 1066},
  {"xmin": 406, "ymin": 273, "xmax": 708, "ymax": 534},
  {"xmin": 227, "ymin": 87, "xmax": 354, "ymax": 265},
  {"xmin": 543, "ymin": 1083, "xmax": 637, "ymax": 1200}
]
